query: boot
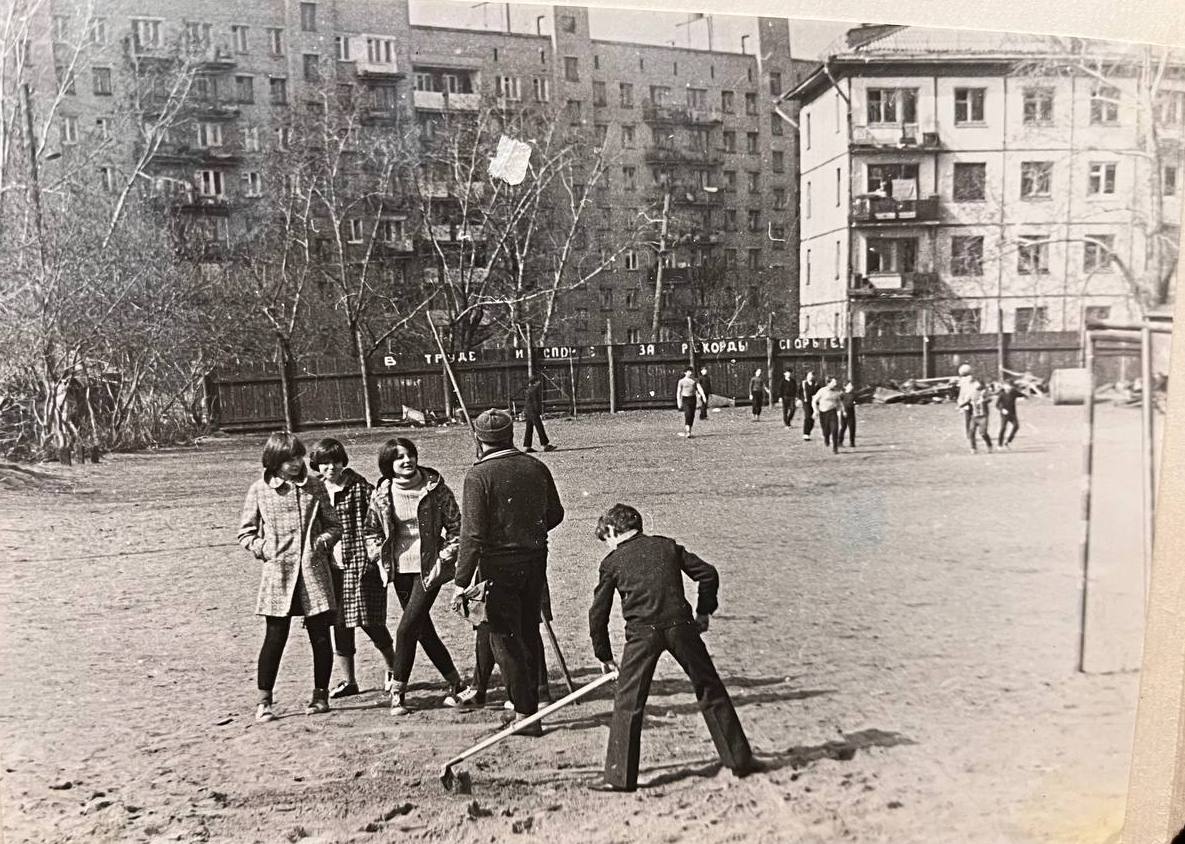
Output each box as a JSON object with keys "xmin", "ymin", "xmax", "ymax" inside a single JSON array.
[{"xmin": 305, "ymin": 688, "xmax": 330, "ymax": 715}]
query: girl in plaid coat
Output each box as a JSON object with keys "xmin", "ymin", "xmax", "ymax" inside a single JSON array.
[
  {"xmin": 308, "ymin": 439, "xmax": 398, "ymax": 700},
  {"xmin": 363, "ymin": 437, "xmax": 471, "ymax": 715},
  {"xmin": 237, "ymin": 432, "xmax": 342, "ymax": 722}
]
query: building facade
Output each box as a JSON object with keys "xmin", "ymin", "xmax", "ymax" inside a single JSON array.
[
  {"xmin": 790, "ymin": 26, "xmax": 1183, "ymax": 338},
  {"xmin": 19, "ymin": 1, "xmax": 813, "ymax": 350}
]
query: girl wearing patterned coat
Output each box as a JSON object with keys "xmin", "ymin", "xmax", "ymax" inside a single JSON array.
[
  {"xmin": 363, "ymin": 437, "xmax": 471, "ymax": 715},
  {"xmin": 308, "ymin": 439, "xmax": 398, "ymax": 700},
  {"xmin": 237, "ymin": 432, "xmax": 342, "ymax": 722}
]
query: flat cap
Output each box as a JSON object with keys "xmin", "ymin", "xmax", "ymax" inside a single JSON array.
[{"xmin": 473, "ymin": 408, "xmax": 514, "ymax": 443}]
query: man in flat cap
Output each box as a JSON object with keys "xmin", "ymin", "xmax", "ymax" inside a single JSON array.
[{"xmin": 453, "ymin": 408, "xmax": 565, "ymax": 734}]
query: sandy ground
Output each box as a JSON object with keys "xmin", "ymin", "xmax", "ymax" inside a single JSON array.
[{"xmin": 0, "ymin": 400, "xmax": 1144, "ymax": 843}]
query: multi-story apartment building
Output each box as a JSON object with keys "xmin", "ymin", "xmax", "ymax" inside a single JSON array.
[
  {"xmin": 18, "ymin": 1, "xmax": 813, "ymax": 349},
  {"xmin": 789, "ymin": 26, "xmax": 1183, "ymax": 338}
]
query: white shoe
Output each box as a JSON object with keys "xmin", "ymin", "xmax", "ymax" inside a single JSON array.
[
  {"xmin": 255, "ymin": 702, "xmax": 276, "ymax": 723},
  {"xmin": 384, "ymin": 672, "xmax": 396, "ymax": 693},
  {"xmin": 503, "ymin": 700, "xmax": 515, "ymax": 711}
]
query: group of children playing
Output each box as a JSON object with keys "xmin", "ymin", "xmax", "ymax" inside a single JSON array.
[{"xmin": 956, "ymin": 365, "xmax": 1023, "ymax": 454}]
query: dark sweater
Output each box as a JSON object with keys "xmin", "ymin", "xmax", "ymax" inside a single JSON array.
[
  {"xmin": 455, "ymin": 449, "xmax": 564, "ymax": 586},
  {"xmin": 996, "ymin": 389, "xmax": 1019, "ymax": 415},
  {"xmin": 524, "ymin": 381, "xmax": 544, "ymax": 417},
  {"xmin": 800, "ymin": 379, "xmax": 820, "ymax": 406},
  {"xmin": 778, "ymin": 378, "xmax": 798, "ymax": 401},
  {"xmin": 588, "ymin": 534, "xmax": 719, "ymax": 662},
  {"xmin": 839, "ymin": 392, "xmax": 857, "ymax": 415}
]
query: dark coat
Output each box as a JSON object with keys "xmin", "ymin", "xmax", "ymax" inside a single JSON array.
[
  {"xmin": 524, "ymin": 381, "xmax": 545, "ymax": 417},
  {"xmin": 778, "ymin": 377, "xmax": 798, "ymax": 402},
  {"xmin": 363, "ymin": 467, "xmax": 461, "ymax": 591}
]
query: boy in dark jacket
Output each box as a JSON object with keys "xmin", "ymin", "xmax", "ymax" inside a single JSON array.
[
  {"xmin": 778, "ymin": 370, "xmax": 798, "ymax": 428},
  {"xmin": 587, "ymin": 504, "xmax": 757, "ymax": 792},
  {"xmin": 522, "ymin": 374, "xmax": 556, "ymax": 453},
  {"xmin": 838, "ymin": 380, "xmax": 858, "ymax": 448}
]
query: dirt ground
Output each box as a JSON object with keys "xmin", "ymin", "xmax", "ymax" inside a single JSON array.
[{"xmin": 0, "ymin": 400, "xmax": 1145, "ymax": 843}]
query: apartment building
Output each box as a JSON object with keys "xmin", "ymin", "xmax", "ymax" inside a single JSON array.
[
  {"xmin": 789, "ymin": 26, "xmax": 1184, "ymax": 338},
  {"xmin": 20, "ymin": 1, "xmax": 813, "ymax": 348}
]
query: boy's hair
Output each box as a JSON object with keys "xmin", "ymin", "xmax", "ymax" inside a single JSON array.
[
  {"xmin": 684, "ymin": 367, "xmax": 694, "ymax": 375},
  {"xmin": 595, "ymin": 503, "xmax": 644, "ymax": 541},
  {"xmin": 308, "ymin": 437, "xmax": 349, "ymax": 469},
  {"xmin": 377, "ymin": 437, "xmax": 418, "ymax": 478},
  {"xmin": 261, "ymin": 431, "xmax": 305, "ymax": 474}
]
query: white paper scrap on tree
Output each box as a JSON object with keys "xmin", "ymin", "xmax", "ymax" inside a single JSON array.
[{"xmin": 488, "ymin": 135, "xmax": 533, "ymax": 185}]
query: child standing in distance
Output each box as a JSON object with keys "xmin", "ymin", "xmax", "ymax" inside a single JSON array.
[
  {"xmin": 522, "ymin": 374, "xmax": 556, "ymax": 453},
  {"xmin": 955, "ymin": 363, "xmax": 976, "ymax": 437},
  {"xmin": 238, "ymin": 432, "xmax": 343, "ymax": 721},
  {"xmin": 838, "ymin": 380, "xmax": 858, "ymax": 448},
  {"xmin": 697, "ymin": 366, "xmax": 713, "ymax": 421},
  {"xmin": 812, "ymin": 376, "xmax": 843, "ymax": 454},
  {"xmin": 777, "ymin": 370, "xmax": 799, "ymax": 429},
  {"xmin": 748, "ymin": 368, "xmax": 770, "ymax": 419},
  {"xmin": 996, "ymin": 380, "xmax": 1021, "ymax": 449},
  {"xmin": 799, "ymin": 371, "xmax": 820, "ymax": 441},
  {"xmin": 967, "ymin": 380, "xmax": 993, "ymax": 454},
  {"xmin": 587, "ymin": 504, "xmax": 758, "ymax": 793},
  {"xmin": 675, "ymin": 367, "xmax": 708, "ymax": 438},
  {"xmin": 308, "ymin": 438, "xmax": 397, "ymax": 700}
]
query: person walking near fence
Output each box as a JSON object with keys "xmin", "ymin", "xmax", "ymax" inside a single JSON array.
[
  {"xmin": 967, "ymin": 380, "xmax": 993, "ymax": 454},
  {"xmin": 956, "ymin": 363, "xmax": 975, "ymax": 437},
  {"xmin": 799, "ymin": 371, "xmax": 820, "ymax": 441},
  {"xmin": 813, "ymin": 377, "xmax": 843, "ymax": 454},
  {"xmin": 238, "ymin": 432, "xmax": 343, "ymax": 722},
  {"xmin": 748, "ymin": 368, "xmax": 770, "ymax": 419},
  {"xmin": 307, "ymin": 438, "xmax": 397, "ymax": 701},
  {"xmin": 522, "ymin": 374, "xmax": 556, "ymax": 453},
  {"xmin": 838, "ymin": 381, "xmax": 858, "ymax": 449},
  {"xmin": 697, "ymin": 366, "xmax": 713, "ymax": 421},
  {"xmin": 363, "ymin": 437, "xmax": 471, "ymax": 715},
  {"xmin": 452, "ymin": 409, "xmax": 565, "ymax": 735},
  {"xmin": 996, "ymin": 380, "xmax": 1021, "ymax": 449},
  {"xmin": 777, "ymin": 370, "xmax": 798, "ymax": 429},
  {"xmin": 676, "ymin": 367, "xmax": 708, "ymax": 438}
]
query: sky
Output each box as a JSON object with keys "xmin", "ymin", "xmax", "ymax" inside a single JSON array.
[{"xmin": 409, "ymin": 1, "xmax": 853, "ymax": 61}]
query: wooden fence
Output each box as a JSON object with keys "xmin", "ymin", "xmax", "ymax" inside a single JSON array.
[{"xmin": 208, "ymin": 331, "xmax": 1099, "ymax": 431}]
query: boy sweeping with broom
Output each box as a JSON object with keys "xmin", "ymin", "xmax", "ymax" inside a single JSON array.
[{"xmin": 587, "ymin": 504, "xmax": 759, "ymax": 792}]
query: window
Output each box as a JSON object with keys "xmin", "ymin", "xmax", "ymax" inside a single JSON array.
[
  {"xmin": 1020, "ymin": 161, "xmax": 1052, "ymax": 198},
  {"xmin": 625, "ymin": 290, "xmax": 638, "ymax": 309},
  {"xmin": 235, "ymin": 75, "xmax": 254, "ymax": 104},
  {"xmin": 197, "ymin": 122, "xmax": 223, "ymax": 148},
  {"xmin": 954, "ymin": 87, "xmax": 986, "ymax": 124},
  {"xmin": 866, "ymin": 163, "xmax": 919, "ymax": 196},
  {"xmin": 947, "ymin": 308, "xmax": 981, "ymax": 334},
  {"xmin": 95, "ymin": 117, "xmax": 111, "ymax": 140},
  {"xmin": 59, "ymin": 68, "xmax": 76, "ymax": 96},
  {"xmin": 805, "ymin": 249, "xmax": 812, "ymax": 284},
  {"xmin": 231, "ymin": 25, "xmax": 249, "ymax": 53},
  {"xmin": 1088, "ymin": 162, "xmax": 1117, "ymax": 195},
  {"xmin": 267, "ymin": 28, "xmax": 284, "ymax": 56},
  {"xmin": 566, "ymin": 100, "xmax": 582, "ymax": 123},
  {"xmin": 300, "ymin": 2, "xmax": 317, "ymax": 32},
  {"xmin": 334, "ymin": 35, "xmax": 351, "ymax": 61},
  {"xmin": 346, "ymin": 219, "xmax": 363, "ymax": 243},
  {"xmin": 442, "ymin": 74, "xmax": 460, "ymax": 94},
  {"xmin": 805, "ymin": 112, "xmax": 812, "ymax": 149},
  {"xmin": 242, "ymin": 171, "xmax": 262, "ymax": 197},
  {"xmin": 243, "ymin": 126, "xmax": 260, "ymax": 152},
  {"xmin": 747, "ymin": 172, "xmax": 759, "ymax": 193},
  {"xmin": 574, "ymin": 308, "xmax": 589, "ymax": 331},
  {"xmin": 533, "ymin": 78, "xmax": 550, "ymax": 102},
  {"xmin": 599, "ymin": 288, "xmax": 614, "ymax": 309},
  {"xmin": 746, "ymin": 132, "xmax": 758, "ymax": 154},
  {"xmin": 196, "ymin": 170, "xmax": 225, "ymax": 197},
  {"xmin": 748, "ymin": 248, "xmax": 762, "ymax": 270},
  {"xmin": 724, "ymin": 171, "xmax": 736, "ymax": 192},
  {"xmin": 303, "ymin": 54, "xmax": 320, "ymax": 82},
  {"xmin": 747, "ymin": 209, "xmax": 760, "ymax": 232},
  {"xmin": 594, "ymin": 124, "xmax": 608, "ymax": 145},
  {"xmin": 744, "ymin": 92, "xmax": 758, "ymax": 115},
  {"xmin": 952, "ymin": 162, "xmax": 986, "ymax": 201},
  {"xmin": 1090, "ymin": 85, "xmax": 1120, "ymax": 125},
  {"xmin": 193, "ymin": 75, "xmax": 217, "ymax": 102},
  {"xmin": 650, "ymin": 85, "xmax": 669, "ymax": 105},
  {"xmin": 724, "ymin": 209, "xmax": 737, "ymax": 231},
  {"xmin": 89, "ymin": 17, "xmax": 108, "ymax": 45},
  {"xmin": 51, "ymin": 14, "xmax": 69, "ymax": 41},
  {"xmin": 619, "ymin": 83, "xmax": 633, "ymax": 108},
  {"xmin": 98, "ymin": 166, "xmax": 115, "ymax": 192},
  {"xmin": 866, "ymin": 238, "xmax": 917, "ymax": 273},
  {"xmin": 806, "ymin": 180, "xmax": 812, "ymax": 218},
  {"xmin": 564, "ymin": 57, "xmax": 579, "ymax": 82},
  {"xmin": 269, "ymin": 77, "xmax": 288, "ymax": 105},
  {"xmin": 1084, "ymin": 306, "xmax": 1112, "ymax": 324},
  {"xmin": 725, "ymin": 249, "xmax": 738, "ymax": 267},
  {"xmin": 371, "ymin": 85, "xmax": 397, "ymax": 110},
  {"xmin": 414, "ymin": 72, "xmax": 432, "ymax": 92},
  {"xmin": 93, "ymin": 67, "xmax": 112, "ymax": 96},
  {"xmin": 624, "ymin": 250, "xmax": 639, "ymax": 270},
  {"xmin": 1014, "ymin": 306, "xmax": 1048, "ymax": 333},
  {"xmin": 769, "ymin": 71, "xmax": 782, "ymax": 96},
  {"xmin": 60, "ymin": 116, "xmax": 78, "ymax": 145},
  {"xmin": 833, "ymin": 240, "xmax": 841, "ymax": 277},
  {"xmin": 773, "ymin": 188, "xmax": 787, "ymax": 210},
  {"xmin": 950, "ymin": 235, "xmax": 984, "ymax": 276},
  {"xmin": 366, "ymin": 38, "xmax": 395, "ymax": 65},
  {"xmin": 687, "ymin": 88, "xmax": 707, "ymax": 110},
  {"xmin": 1157, "ymin": 91, "xmax": 1185, "ymax": 126},
  {"xmin": 626, "ymin": 328, "xmax": 641, "ymax": 344},
  {"xmin": 592, "ymin": 81, "xmax": 606, "ymax": 107},
  {"xmin": 621, "ymin": 124, "xmax": 635, "ymax": 147},
  {"xmin": 867, "ymin": 88, "xmax": 917, "ymax": 124},
  {"xmin": 836, "ymin": 167, "xmax": 842, "ymax": 206},
  {"xmin": 1165, "ymin": 165, "xmax": 1179, "ymax": 197},
  {"xmin": 722, "ymin": 131, "xmax": 736, "ymax": 152},
  {"xmin": 1022, "ymin": 87, "xmax": 1054, "ymax": 124},
  {"xmin": 185, "ymin": 21, "xmax": 212, "ymax": 47},
  {"xmin": 772, "ymin": 150, "xmax": 784, "ymax": 173},
  {"xmin": 284, "ymin": 173, "xmax": 300, "ymax": 194},
  {"xmin": 771, "ymin": 113, "xmax": 783, "ymax": 136},
  {"xmin": 622, "ymin": 166, "xmax": 636, "ymax": 191},
  {"xmin": 1083, "ymin": 235, "xmax": 1115, "ymax": 272},
  {"xmin": 131, "ymin": 18, "xmax": 161, "ymax": 50},
  {"xmin": 865, "ymin": 310, "xmax": 914, "ymax": 337},
  {"xmin": 275, "ymin": 126, "xmax": 292, "ymax": 150},
  {"xmin": 560, "ymin": 14, "xmax": 577, "ymax": 33},
  {"xmin": 1017, "ymin": 235, "xmax": 1049, "ymax": 275},
  {"xmin": 688, "ymin": 127, "xmax": 709, "ymax": 152},
  {"xmin": 497, "ymin": 76, "xmax": 521, "ymax": 100},
  {"xmin": 721, "ymin": 91, "xmax": 734, "ymax": 113}
]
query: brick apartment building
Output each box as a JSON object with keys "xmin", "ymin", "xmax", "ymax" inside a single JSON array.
[{"xmin": 18, "ymin": 1, "xmax": 815, "ymax": 350}]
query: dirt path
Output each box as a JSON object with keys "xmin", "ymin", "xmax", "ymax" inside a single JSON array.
[{"xmin": 0, "ymin": 402, "xmax": 1140, "ymax": 843}]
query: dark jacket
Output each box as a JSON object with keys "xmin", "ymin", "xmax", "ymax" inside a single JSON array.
[
  {"xmin": 524, "ymin": 381, "xmax": 544, "ymax": 417},
  {"xmin": 588, "ymin": 534, "xmax": 719, "ymax": 663},
  {"xmin": 800, "ymin": 378, "xmax": 820, "ymax": 407},
  {"xmin": 363, "ymin": 467, "xmax": 461, "ymax": 590},
  {"xmin": 778, "ymin": 377, "xmax": 798, "ymax": 402},
  {"xmin": 996, "ymin": 389, "xmax": 1020, "ymax": 415},
  {"xmin": 698, "ymin": 374, "xmax": 713, "ymax": 397},
  {"xmin": 455, "ymin": 448, "xmax": 565, "ymax": 586},
  {"xmin": 839, "ymin": 391, "xmax": 857, "ymax": 415}
]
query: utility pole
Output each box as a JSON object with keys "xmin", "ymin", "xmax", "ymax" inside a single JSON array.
[{"xmin": 650, "ymin": 191, "xmax": 671, "ymax": 342}]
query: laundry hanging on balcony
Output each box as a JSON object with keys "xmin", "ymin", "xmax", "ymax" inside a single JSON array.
[{"xmin": 488, "ymin": 135, "xmax": 533, "ymax": 185}]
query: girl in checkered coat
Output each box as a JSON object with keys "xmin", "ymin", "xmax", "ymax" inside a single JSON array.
[
  {"xmin": 308, "ymin": 439, "xmax": 398, "ymax": 700},
  {"xmin": 237, "ymin": 432, "xmax": 342, "ymax": 722},
  {"xmin": 363, "ymin": 437, "xmax": 471, "ymax": 715}
]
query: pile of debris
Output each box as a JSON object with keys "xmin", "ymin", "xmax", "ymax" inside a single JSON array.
[{"xmin": 871, "ymin": 369, "xmax": 1047, "ymax": 404}]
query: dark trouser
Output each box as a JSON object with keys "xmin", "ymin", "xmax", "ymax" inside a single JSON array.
[
  {"xmin": 969, "ymin": 417, "xmax": 992, "ymax": 451},
  {"xmin": 472, "ymin": 624, "xmax": 549, "ymax": 695},
  {"xmin": 698, "ymin": 396, "xmax": 709, "ymax": 420},
  {"xmin": 329, "ymin": 567, "xmax": 394, "ymax": 657},
  {"xmin": 258, "ymin": 612, "xmax": 333, "ymax": 693},
  {"xmin": 820, "ymin": 409, "xmax": 839, "ymax": 451},
  {"xmin": 998, "ymin": 415, "xmax": 1019, "ymax": 446},
  {"xmin": 482, "ymin": 553, "xmax": 546, "ymax": 715},
  {"xmin": 961, "ymin": 407, "xmax": 972, "ymax": 436},
  {"xmin": 391, "ymin": 572, "xmax": 458, "ymax": 685},
  {"xmin": 781, "ymin": 399, "xmax": 796, "ymax": 427},
  {"xmin": 802, "ymin": 407, "xmax": 815, "ymax": 436},
  {"xmin": 750, "ymin": 392, "xmax": 764, "ymax": 416},
  {"xmin": 681, "ymin": 396, "xmax": 696, "ymax": 429},
  {"xmin": 605, "ymin": 622, "xmax": 752, "ymax": 790},
  {"xmin": 523, "ymin": 413, "xmax": 549, "ymax": 448},
  {"xmin": 839, "ymin": 411, "xmax": 856, "ymax": 447}
]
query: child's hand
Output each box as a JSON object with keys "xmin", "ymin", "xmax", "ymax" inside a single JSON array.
[
  {"xmin": 600, "ymin": 660, "xmax": 619, "ymax": 675},
  {"xmin": 695, "ymin": 614, "xmax": 710, "ymax": 633}
]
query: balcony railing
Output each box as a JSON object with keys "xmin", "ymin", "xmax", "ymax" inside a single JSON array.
[
  {"xmin": 848, "ymin": 271, "xmax": 938, "ymax": 297},
  {"xmin": 357, "ymin": 59, "xmax": 400, "ymax": 77},
  {"xmin": 641, "ymin": 101, "xmax": 724, "ymax": 125},
  {"xmin": 644, "ymin": 146, "xmax": 723, "ymax": 166},
  {"xmin": 851, "ymin": 195, "xmax": 939, "ymax": 224},
  {"xmin": 413, "ymin": 90, "xmax": 481, "ymax": 112},
  {"xmin": 850, "ymin": 125, "xmax": 942, "ymax": 152}
]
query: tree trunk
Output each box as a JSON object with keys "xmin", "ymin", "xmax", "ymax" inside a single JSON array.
[
  {"xmin": 353, "ymin": 322, "xmax": 375, "ymax": 428},
  {"xmin": 650, "ymin": 191, "xmax": 672, "ymax": 342},
  {"xmin": 276, "ymin": 336, "xmax": 297, "ymax": 432}
]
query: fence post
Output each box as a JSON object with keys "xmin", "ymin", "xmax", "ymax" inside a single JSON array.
[
  {"xmin": 442, "ymin": 361, "xmax": 453, "ymax": 420},
  {"xmin": 921, "ymin": 334, "xmax": 931, "ymax": 380},
  {"xmin": 606, "ymin": 320, "xmax": 617, "ymax": 414},
  {"xmin": 765, "ymin": 335, "xmax": 773, "ymax": 381}
]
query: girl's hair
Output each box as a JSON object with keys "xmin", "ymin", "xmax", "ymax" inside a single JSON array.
[
  {"xmin": 309, "ymin": 437, "xmax": 349, "ymax": 469},
  {"xmin": 261, "ymin": 431, "xmax": 305, "ymax": 474},
  {"xmin": 595, "ymin": 503, "xmax": 644, "ymax": 541},
  {"xmin": 377, "ymin": 437, "xmax": 419, "ymax": 478}
]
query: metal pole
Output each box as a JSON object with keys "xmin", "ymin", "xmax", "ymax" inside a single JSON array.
[
  {"xmin": 921, "ymin": 310, "xmax": 930, "ymax": 380},
  {"xmin": 606, "ymin": 318, "xmax": 617, "ymax": 414},
  {"xmin": 1141, "ymin": 325, "xmax": 1155, "ymax": 604},
  {"xmin": 568, "ymin": 353, "xmax": 577, "ymax": 417},
  {"xmin": 541, "ymin": 617, "xmax": 576, "ymax": 694},
  {"xmin": 996, "ymin": 307, "xmax": 1006, "ymax": 380},
  {"xmin": 1077, "ymin": 332, "xmax": 1096, "ymax": 673},
  {"xmin": 846, "ymin": 309, "xmax": 856, "ymax": 382},
  {"xmin": 650, "ymin": 192, "xmax": 671, "ymax": 342}
]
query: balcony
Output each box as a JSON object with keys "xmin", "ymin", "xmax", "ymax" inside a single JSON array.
[
  {"xmin": 850, "ymin": 125, "xmax": 941, "ymax": 153},
  {"xmin": 413, "ymin": 90, "xmax": 481, "ymax": 112},
  {"xmin": 642, "ymin": 102, "xmax": 724, "ymax": 125},
  {"xmin": 644, "ymin": 146, "xmax": 723, "ymax": 166},
  {"xmin": 198, "ymin": 45, "xmax": 236, "ymax": 71},
  {"xmin": 361, "ymin": 107, "xmax": 398, "ymax": 125},
  {"xmin": 356, "ymin": 59, "xmax": 400, "ymax": 78},
  {"xmin": 181, "ymin": 194, "xmax": 231, "ymax": 215},
  {"xmin": 847, "ymin": 271, "xmax": 937, "ymax": 298},
  {"xmin": 190, "ymin": 101, "xmax": 241, "ymax": 121},
  {"xmin": 851, "ymin": 195, "xmax": 940, "ymax": 225}
]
